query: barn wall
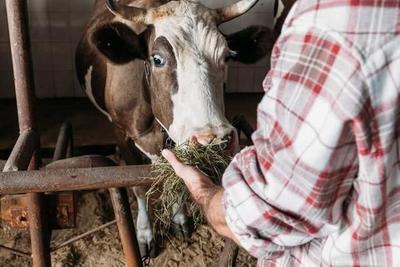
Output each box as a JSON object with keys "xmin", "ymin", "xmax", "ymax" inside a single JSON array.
[
  {"xmin": 0, "ymin": 0, "xmax": 273, "ymax": 99},
  {"xmin": 0, "ymin": 0, "xmax": 94, "ymax": 98}
]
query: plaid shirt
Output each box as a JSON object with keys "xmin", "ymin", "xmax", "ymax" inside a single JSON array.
[{"xmin": 222, "ymin": 1, "xmax": 400, "ymax": 266}]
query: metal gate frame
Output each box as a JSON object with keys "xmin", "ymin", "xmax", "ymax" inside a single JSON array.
[{"xmin": 0, "ymin": 1, "xmax": 256, "ymax": 266}]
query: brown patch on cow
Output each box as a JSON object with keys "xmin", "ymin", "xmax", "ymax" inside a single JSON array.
[
  {"xmin": 134, "ymin": 122, "xmax": 165, "ymax": 156},
  {"xmin": 76, "ymin": 2, "xmax": 166, "ymax": 156},
  {"xmin": 75, "ymin": 3, "xmax": 115, "ymax": 91},
  {"xmin": 91, "ymin": 61, "xmax": 108, "ymax": 111},
  {"xmin": 149, "ymin": 1, "xmax": 178, "ymax": 20},
  {"xmin": 103, "ymin": 68, "xmax": 155, "ymax": 137},
  {"xmin": 147, "ymin": 36, "xmax": 177, "ymax": 130},
  {"xmin": 76, "ymin": 35, "xmax": 108, "ymax": 112},
  {"xmin": 142, "ymin": 65, "xmax": 152, "ymax": 104},
  {"xmin": 91, "ymin": 22, "xmax": 148, "ymax": 64},
  {"xmin": 151, "ymin": 8, "xmax": 174, "ymax": 19}
]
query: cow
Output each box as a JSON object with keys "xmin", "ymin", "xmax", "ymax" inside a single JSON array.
[
  {"xmin": 75, "ymin": 0, "xmax": 274, "ymax": 257},
  {"xmin": 274, "ymin": 0, "xmax": 297, "ymax": 35}
]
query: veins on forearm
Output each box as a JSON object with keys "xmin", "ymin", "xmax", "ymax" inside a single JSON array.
[{"xmin": 200, "ymin": 185, "xmax": 222, "ymax": 216}]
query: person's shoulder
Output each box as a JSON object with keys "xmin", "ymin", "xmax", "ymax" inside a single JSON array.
[
  {"xmin": 284, "ymin": 0, "xmax": 399, "ymax": 33},
  {"xmin": 281, "ymin": 0, "xmax": 400, "ymax": 57}
]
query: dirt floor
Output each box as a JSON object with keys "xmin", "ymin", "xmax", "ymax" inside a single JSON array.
[
  {"xmin": 0, "ymin": 190, "xmax": 257, "ymax": 267},
  {"xmin": 0, "ymin": 94, "xmax": 262, "ymax": 266}
]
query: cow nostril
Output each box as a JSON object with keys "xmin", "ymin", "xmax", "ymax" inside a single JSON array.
[
  {"xmin": 192, "ymin": 133, "xmax": 217, "ymax": 146},
  {"xmin": 192, "ymin": 130, "xmax": 237, "ymax": 148}
]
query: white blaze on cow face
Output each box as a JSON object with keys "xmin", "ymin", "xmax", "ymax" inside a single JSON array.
[{"xmin": 151, "ymin": 1, "xmax": 233, "ymax": 144}]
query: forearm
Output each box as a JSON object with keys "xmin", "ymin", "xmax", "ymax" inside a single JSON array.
[{"xmin": 199, "ymin": 187, "xmax": 240, "ymax": 244}]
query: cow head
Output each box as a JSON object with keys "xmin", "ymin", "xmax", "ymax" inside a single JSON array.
[{"xmin": 91, "ymin": 0, "xmax": 271, "ymax": 150}]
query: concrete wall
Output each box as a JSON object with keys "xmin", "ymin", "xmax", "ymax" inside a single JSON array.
[{"xmin": 0, "ymin": 0, "xmax": 273, "ymax": 98}]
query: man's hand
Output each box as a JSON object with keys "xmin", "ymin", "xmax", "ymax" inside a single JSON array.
[
  {"xmin": 162, "ymin": 149, "xmax": 240, "ymax": 244},
  {"xmin": 161, "ymin": 149, "xmax": 220, "ymax": 209}
]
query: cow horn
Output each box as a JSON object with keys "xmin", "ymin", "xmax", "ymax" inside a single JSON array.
[
  {"xmin": 105, "ymin": 0, "xmax": 148, "ymax": 23},
  {"xmin": 215, "ymin": 0, "xmax": 259, "ymax": 24}
]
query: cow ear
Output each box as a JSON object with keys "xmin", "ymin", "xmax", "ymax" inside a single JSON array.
[
  {"xmin": 226, "ymin": 25, "xmax": 275, "ymax": 64},
  {"xmin": 92, "ymin": 22, "xmax": 148, "ymax": 64}
]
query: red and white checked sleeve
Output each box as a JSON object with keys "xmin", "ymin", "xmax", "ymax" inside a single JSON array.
[{"xmin": 222, "ymin": 28, "xmax": 365, "ymax": 259}]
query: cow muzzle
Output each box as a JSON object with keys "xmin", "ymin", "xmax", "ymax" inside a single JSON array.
[{"xmin": 191, "ymin": 128, "xmax": 239, "ymax": 155}]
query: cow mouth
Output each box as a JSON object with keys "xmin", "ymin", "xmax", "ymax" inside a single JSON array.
[
  {"xmin": 161, "ymin": 127, "xmax": 176, "ymax": 150},
  {"xmin": 162, "ymin": 132, "xmax": 233, "ymax": 151},
  {"xmin": 159, "ymin": 123, "xmax": 235, "ymax": 152},
  {"xmin": 163, "ymin": 135, "xmax": 176, "ymax": 150}
]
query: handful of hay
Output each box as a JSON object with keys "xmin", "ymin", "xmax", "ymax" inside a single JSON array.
[{"xmin": 147, "ymin": 140, "xmax": 232, "ymax": 232}]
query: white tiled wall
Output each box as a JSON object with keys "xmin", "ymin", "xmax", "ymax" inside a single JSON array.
[
  {"xmin": 0, "ymin": 0, "xmax": 95, "ymax": 98},
  {"xmin": 0, "ymin": 0, "xmax": 273, "ymax": 99}
]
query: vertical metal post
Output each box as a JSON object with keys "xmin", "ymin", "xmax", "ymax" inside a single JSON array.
[
  {"xmin": 109, "ymin": 188, "xmax": 143, "ymax": 267},
  {"xmin": 53, "ymin": 122, "xmax": 74, "ymax": 161},
  {"xmin": 46, "ymin": 153, "xmax": 144, "ymax": 267},
  {"xmin": 5, "ymin": 0, "xmax": 51, "ymax": 266}
]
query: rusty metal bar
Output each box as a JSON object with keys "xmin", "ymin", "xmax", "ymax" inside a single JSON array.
[
  {"xmin": 45, "ymin": 155, "xmax": 116, "ymax": 170},
  {"xmin": 6, "ymin": 0, "xmax": 36, "ymax": 133},
  {"xmin": 0, "ymin": 244, "xmax": 31, "ymax": 259},
  {"xmin": 5, "ymin": 0, "xmax": 50, "ymax": 265},
  {"xmin": 53, "ymin": 122, "xmax": 74, "ymax": 161},
  {"xmin": 51, "ymin": 220, "xmax": 117, "ymax": 252},
  {"xmin": 218, "ymin": 239, "xmax": 239, "ymax": 267},
  {"xmin": 0, "ymin": 165, "xmax": 153, "ymax": 194},
  {"xmin": 50, "ymin": 122, "xmax": 77, "ymax": 233},
  {"xmin": 0, "ymin": 193, "xmax": 76, "ymax": 229},
  {"xmin": 3, "ymin": 130, "xmax": 39, "ymax": 172},
  {"xmin": 110, "ymin": 188, "xmax": 143, "ymax": 267},
  {"xmin": 26, "ymin": 191, "xmax": 50, "ymax": 267},
  {"xmin": 45, "ymin": 155, "xmax": 144, "ymax": 266}
]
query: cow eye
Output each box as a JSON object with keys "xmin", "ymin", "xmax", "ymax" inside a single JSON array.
[{"xmin": 151, "ymin": 53, "xmax": 165, "ymax": 67}]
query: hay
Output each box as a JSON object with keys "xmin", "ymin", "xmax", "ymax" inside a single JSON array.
[{"xmin": 147, "ymin": 140, "xmax": 232, "ymax": 234}]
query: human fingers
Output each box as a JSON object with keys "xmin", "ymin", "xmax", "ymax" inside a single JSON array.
[{"xmin": 161, "ymin": 149, "xmax": 201, "ymax": 181}]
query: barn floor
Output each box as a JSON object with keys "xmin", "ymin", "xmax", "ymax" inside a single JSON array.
[{"xmin": 0, "ymin": 93, "xmax": 263, "ymax": 158}]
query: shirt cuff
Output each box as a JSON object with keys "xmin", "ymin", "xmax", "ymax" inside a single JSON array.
[
  {"xmin": 221, "ymin": 146, "xmax": 288, "ymax": 260},
  {"xmin": 222, "ymin": 181, "xmax": 285, "ymax": 260}
]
